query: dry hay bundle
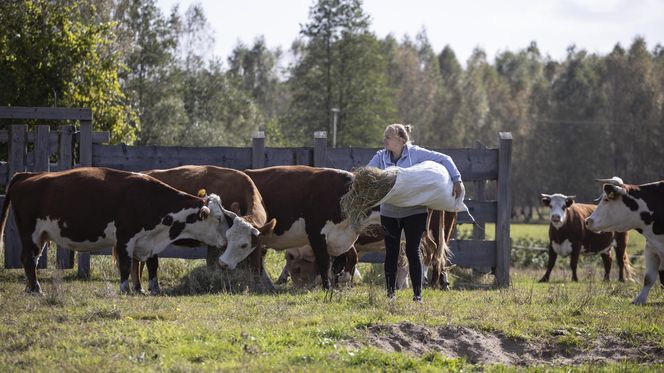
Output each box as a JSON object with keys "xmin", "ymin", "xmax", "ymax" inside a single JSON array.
[{"xmin": 341, "ymin": 166, "xmax": 396, "ymax": 229}]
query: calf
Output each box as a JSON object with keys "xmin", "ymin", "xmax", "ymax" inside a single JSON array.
[
  {"xmin": 0, "ymin": 167, "xmax": 236, "ymax": 294},
  {"xmin": 586, "ymin": 177, "xmax": 664, "ymax": 304},
  {"xmin": 133, "ymin": 165, "xmax": 276, "ymax": 293},
  {"xmin": 540, "ymin": 193, "xmax": 631, "ymax": 283}
]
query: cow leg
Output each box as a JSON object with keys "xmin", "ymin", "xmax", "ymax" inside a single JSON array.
[
  {"xmin": 276, "ymin": 264, "xmax": 290, "ymax": 285},
  {"xmin": 130, "ymin": 259, "xmax": 145, "ymax": 294},
  {"xmin": 146, "ymin": 256, "xmax": 161, "ymax": 295},
  {"xmin": 660, "ymin": 271, "xmax": 664, "ymax": 287},
  {"xmin": 539, "ymin": 245, "xmax": 557, "ymax": 282},
  {"xmin": 20, "ymin": 239, "xmax": 44, "ymax": 294},
  {"xmin": 614, "ymin": 239, "xmax": 627, "ymax": 282},
  {"xmin": 248, "ymin": 246, "xmax": 274, "ymax": 293},
  {"xmin": 570, "ymin": 245, "xmax": 581, "ymax": 282},
  {"xmin": 633, "ymin": 244, "xmax": 660, "ymax": 305},
  {"xmin": 115, "ymin": 245, "xmax": 132, "ymax": 294},
  {"xmin": 307, "ymin": 232, "xmax": 331, "ymax": 290},
  {"xmin": 331, "ymin": 254, "xmax": 346, "ymax": 287},
  {"xmin": 600, "ymin": 253, "xmax": 612, "ymax": 282}
]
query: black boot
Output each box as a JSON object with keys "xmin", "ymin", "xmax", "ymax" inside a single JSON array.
[{"xmin": 385, "ymin": 272, "xmax": 396, "ymax": 299}]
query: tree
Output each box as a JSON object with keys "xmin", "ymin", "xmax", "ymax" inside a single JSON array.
[
  {"xmin": 0, "ymin": 0, "xmax": 137, "ymax": 143},
  {"xmin": 286, "ymin": 0, "xmax": 394, "ymax": 147}
]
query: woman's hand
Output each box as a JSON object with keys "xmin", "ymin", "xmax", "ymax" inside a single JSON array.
[{"xmin": 453, "ymin": 181, "xmax": 464, "ymax": 199}]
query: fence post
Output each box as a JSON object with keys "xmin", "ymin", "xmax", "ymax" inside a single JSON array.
[
  {"xmin": 472, "ymin": 141, "xmax": 491, "ymax": 274},
  {"xmin": 251, "ymin": 131, "xmax": 265, "ymax": 169},
  {"xmin": 495, "ymin": 132, "xmax": 512, "ymax": 287},
  {"xmin": 313, "ymin": 131, "xmax": 327, "ymax": 167},
  {"xmin": 57, "ymin": 125, "xmax": 75, "ymax": 269},
  {"xmin": 4, "ymin": 125, "xmax": 26, "ymax": 269},
  {"xmin": 34, "ymin": 125, "xmax": 50, "ymax": 268},
  {"xmin": 77, "ymin": 120, "xmax": 93, "ymax": 279}
]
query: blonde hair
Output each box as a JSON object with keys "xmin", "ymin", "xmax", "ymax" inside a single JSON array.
[{"xmin": 385, "ymin": 123, "xmax": 413, "ymax": 144}]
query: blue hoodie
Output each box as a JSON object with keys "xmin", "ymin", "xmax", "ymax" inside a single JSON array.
[{"xmin": 367, "ymin": 143, "xmax": 462, "ymax": 218}]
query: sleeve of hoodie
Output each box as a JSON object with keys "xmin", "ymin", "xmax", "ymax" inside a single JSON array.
[
  {"xmin": 412, "ymin": 146, "xmax": 462, "ymax": 183},
  {"xmin": 367, "ymin": 149, "xmax": 384, "ymax": 169}
]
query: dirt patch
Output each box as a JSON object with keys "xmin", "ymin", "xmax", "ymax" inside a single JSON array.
[{"xmin": 346, "ymin": 322, "xmax": 664, "ymax": 366}]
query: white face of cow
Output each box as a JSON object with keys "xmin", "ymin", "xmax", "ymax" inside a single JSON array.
[
  {"xmin": 217, "ymin": 211, "xmax": 260, "ymax": 270},
  {"xmin": 182, "ymin": 194, "xmax": 230, "ymax": 248},
  {"xmin": 541, "ymin": 193, "xmax": 575, "ymax": 229},
  {"xmin": 586, "ymin": 184, "xmax": 644, "ymax": 233}
]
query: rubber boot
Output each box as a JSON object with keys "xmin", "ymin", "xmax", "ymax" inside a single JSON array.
[{"xmin": 385, "ymin": 272, "xmax": 396, "ymax": 299}]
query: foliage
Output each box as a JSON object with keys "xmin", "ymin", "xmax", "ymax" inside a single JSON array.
[
  {"xmin": 0, "ymin": 0, "xmax": 138, "ymax": 143},
  {"xmin": 285, "ymin": 0, "xmax": 395, "ymax": 147}
]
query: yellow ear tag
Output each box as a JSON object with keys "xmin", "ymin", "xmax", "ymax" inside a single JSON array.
[
  {"xmin": 608, "ymin": 191, "xmax": 615, "ymax": 199},
  {"xmin": 197, "ymin": 189, "xmax": 207, "ymax": 198}
]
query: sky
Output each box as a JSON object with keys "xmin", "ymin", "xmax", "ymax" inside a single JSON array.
[{"xmin": 155, "ymin": 0, "xmax": 664, "ymax": 65}]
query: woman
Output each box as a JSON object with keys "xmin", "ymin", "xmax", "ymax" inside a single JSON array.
[{"xmin": 367, "ymin": 123, "xmax": 463, "ymax": 302}]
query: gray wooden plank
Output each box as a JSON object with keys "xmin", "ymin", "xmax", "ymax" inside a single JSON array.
[
  {"xmin": 449, "ymin": 240, "xmax": 497, "ymax": 268},
  {"xmin": 495, "ymin": 132, "xmax": 513, "ymax": 287},
  {"xmin": 5, "ymin": 125, "xmax": 26, "ymax": 269},
  {"xmin": 359, "ymin": 240, "xmax": 496, "ymax": 268},
  {"xmin": 56, "ymin": 125, "xmax": 75, "ymax": 269},
  {"xmin": 0, "ymin": 106, "xmax": 92, "ymax": 121},
  {"xmin": 92, "ymin": 145, "xmax": 253, "ymax": 171},
  {"xmin": 251, "ymin": 132, "xmax": 265, "ymax": 169},
  {"xmin": 313, "ymin": 131, "xmax": 327, "ymax": 167}
]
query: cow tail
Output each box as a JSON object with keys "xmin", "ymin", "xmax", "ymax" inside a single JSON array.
[
  {"xmin": 618, "ymin": 232, "xmax": 634, "ymax": 282},
  {"xmin": 622, "ymin": 233, "xmax": 634, "ymax": 282},
  {"xmin": 0, "ymin": 172, "xmax": 30, "ymax": 252}
]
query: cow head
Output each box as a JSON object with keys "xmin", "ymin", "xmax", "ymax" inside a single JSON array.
[
  {"xmin": 586, "ymin": 177, "xmax": 641, "ymax": 232},
  {"xmin": 284, "ymin": 246, "xmax": 319, "ymax": 287},
  {"xmin": 217, "ymin": 208, "xmax": 277, "ymax": 270},
  {"xmin": 541, "ymin": 193, "xmax": 576, "ymax": 229},
  {"xmin": 186, "ymin": 193, "xmax": 231, "ymax": 248}
]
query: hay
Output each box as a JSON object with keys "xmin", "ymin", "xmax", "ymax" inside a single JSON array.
[{"xmin": 341, "ymin": 166, "xmax": 396, "ymax": 230}]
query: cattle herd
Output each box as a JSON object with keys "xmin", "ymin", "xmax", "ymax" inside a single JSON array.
[{"xmin": 0, "ymin": 165, "xmax": 662, "ymax": 305}]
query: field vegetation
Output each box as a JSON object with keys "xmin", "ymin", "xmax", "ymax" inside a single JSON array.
[{"xmin": 0, "ymin": 223, "xmax": 661, "ymax": 371}]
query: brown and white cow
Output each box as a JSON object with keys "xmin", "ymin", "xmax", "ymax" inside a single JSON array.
[
  {"xmin": 220, "ymin": 165, "xmax": 379, "ymax": 289},
  {"xmin": 132, "ymin": 165, "xmax": 277, "ymax": 294},
  {"xmin": 585, "ymin": 177, "xmax": 664, "ymax": 304},
  {"xmin": 540, "ymin": 193, "xmax": 631, "ymax": 283},
  {"xmin": 0, "ymin": 167, "xmax": 237, "ymax": 294}
]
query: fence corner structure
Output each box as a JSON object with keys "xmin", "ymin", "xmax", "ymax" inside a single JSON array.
[{"xmin": 0, "ymin": 106, "xmax": 513, "ymax": 287}]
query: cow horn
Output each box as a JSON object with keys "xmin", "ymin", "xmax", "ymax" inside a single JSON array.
[
  {"xmin": 594, "ymin": 176, "xmax": 624, "ymax": 186},
  {"xmin": 540, "ymin": 193, "xmax": 552, "ymax": 198}
]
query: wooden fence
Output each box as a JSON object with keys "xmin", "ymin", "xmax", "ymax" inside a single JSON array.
[{"xmin": 0, "ymin": 106, "xmax": 512, "ymax": 287}]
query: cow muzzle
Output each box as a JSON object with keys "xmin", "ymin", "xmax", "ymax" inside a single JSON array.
[{"xmin": 217, "ymin": 258, "xmax": 236, "ymax": 270}]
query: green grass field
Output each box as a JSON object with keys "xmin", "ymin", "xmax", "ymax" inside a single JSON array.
[{"xmin": 0, "ymin": 224, "xmax": 661, "ymax": 372}]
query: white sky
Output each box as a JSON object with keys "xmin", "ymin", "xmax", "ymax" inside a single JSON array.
[{"xmin": 156, "ymin": 0, "xmax": 664, "ymax": 65}]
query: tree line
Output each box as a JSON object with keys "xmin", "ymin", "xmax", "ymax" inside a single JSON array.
[{"xmin": 1, "ymin": 0, "xmax": 663, "ymax": 213}]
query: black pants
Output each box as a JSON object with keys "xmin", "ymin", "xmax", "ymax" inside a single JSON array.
[{"xmin": 382, "ymin": 213, "xmax": 427, "ymax": 296}]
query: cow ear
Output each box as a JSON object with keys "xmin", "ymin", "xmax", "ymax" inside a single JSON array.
[
  {"xmin": 230, "ymin": 201, "xmax": 241, "ymax": 215},
  {"xmin": 565, "ymin": 196, "xmax": 575, "ymax": 207},
  {"xmin": 259, "ymin": 218, "xmax": 277, "ymax": 236},
  {"xmin": 604, "ymin": 184, "xmax": 626, "ymax": 200},
  {"xmin": 198, "ymin": 206, "xmax": 210, "ymax": 220},
  {"xmin": 540, "ymin": 194, "xmax": 551, "ymax": 207}
]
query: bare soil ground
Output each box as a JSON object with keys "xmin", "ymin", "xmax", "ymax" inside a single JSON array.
[{"xmin": 346, "ymin": 322, "xmax": 664, "ymax": 366}]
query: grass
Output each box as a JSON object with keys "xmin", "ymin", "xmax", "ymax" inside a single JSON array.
[{"xmin": 0, "ymin": 224, "xmax": 661, "ymax": 372}]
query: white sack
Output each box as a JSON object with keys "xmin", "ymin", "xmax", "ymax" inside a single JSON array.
[{"xmin": 375, "ymin": 161, "xmax": 468, "ymax": 212}]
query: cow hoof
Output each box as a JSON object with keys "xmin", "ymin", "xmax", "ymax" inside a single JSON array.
[
  {"xmin": 440, "ymin": 283, "xmax": 450, "ymax": 291},
  {"xmin": 632, "ymin": 297, "xmax": 647, "ymax": 305},
  {"xmin": 538, "ymin": 277, "xmax": 549, "ymax": 283},
  {"xmin": 25, "ymin": 286, "xmax": 43, "ymax": 295}
]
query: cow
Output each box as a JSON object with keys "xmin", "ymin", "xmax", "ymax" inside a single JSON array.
[
  {"xmin": 219, "ymin": 165, "xmax": 380, "ymax": 289},
  {"xmin": 539, "ymin": 193, "xmax": 632, "ymax": 283},
  {"xmin": 0, "ymin": 167, "xmax": 239, "ymax": 294},
  {"xmin": 585, "ymin": 177, "xmax": 664, "ymax": 304},
  {"xmin": 131, "ymin": 165, "xmax": 277, "ymax": 294},
  {"xmin": 278, "ymin": 210, "xmax": 457, "ymax": 290}
]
